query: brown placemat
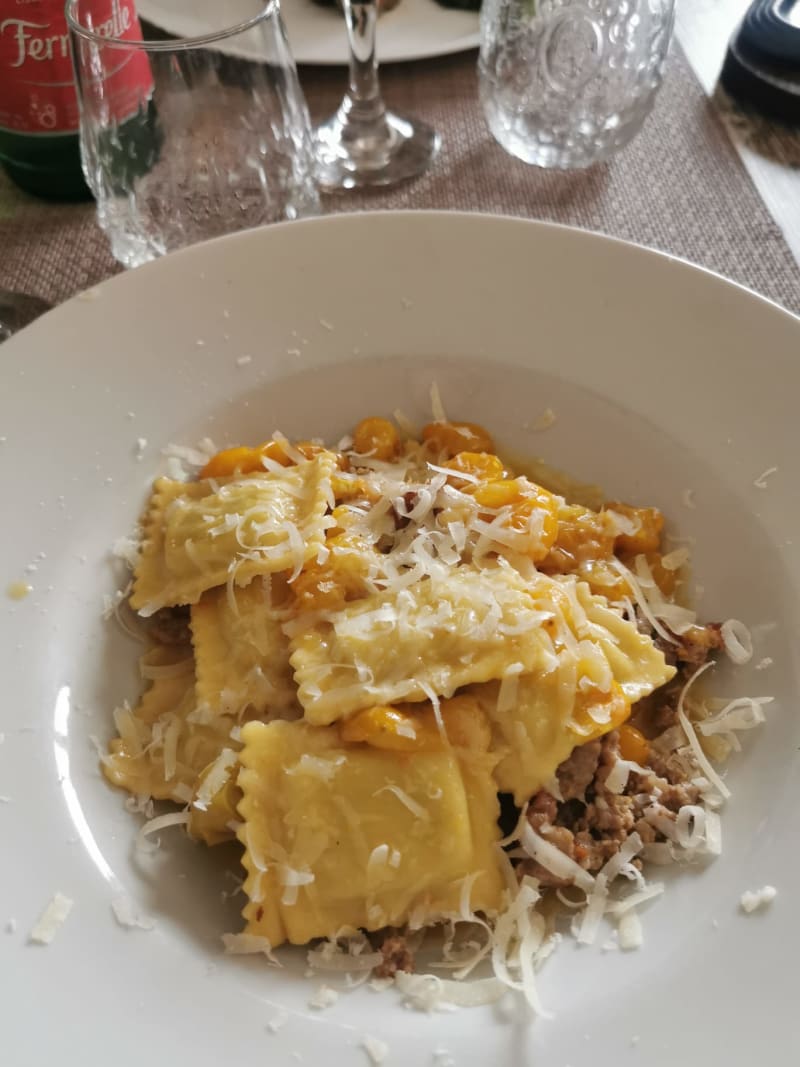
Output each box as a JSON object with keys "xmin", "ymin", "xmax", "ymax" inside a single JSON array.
[{"xmin": 2, "ymin": 42, "xmax": 799, "ymax": 314}]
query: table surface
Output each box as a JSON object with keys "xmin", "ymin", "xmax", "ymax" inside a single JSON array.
[{"xmin": 1, "ymin": 0, "xmax": 798, "ymax": 317}]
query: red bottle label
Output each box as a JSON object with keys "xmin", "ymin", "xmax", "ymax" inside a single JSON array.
[{"xmin": 0, "ymin": 0, "xmax": 153, "ymax": 136}]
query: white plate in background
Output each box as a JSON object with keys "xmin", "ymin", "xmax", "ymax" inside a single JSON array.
[
  {"xmin": 1, "ymin": 212, "xmax": 798, "ymax": 1066},
  {"xmin": 137, "ymin": 0, "xmax": 480, "ymax": 66}
]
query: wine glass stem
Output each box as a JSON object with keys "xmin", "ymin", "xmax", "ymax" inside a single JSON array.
[{"xmin": 341, "ymin": 0, "xmax": 386, "ymax": 125}]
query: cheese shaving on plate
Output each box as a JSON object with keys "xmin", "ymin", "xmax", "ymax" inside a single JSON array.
[
  {"xmin": 222, "ymin": 932, "xmax": 281, "ymax": 963},
  {"xmin": 361, "ymin": 1035, "xmax": 390, "ymax": 1065},
  {"xmin": 308, "ymin": 984, "xmax": 339, "ymax": 1010},
  {"xmin": 720, "ymin": 619, "xmax": 753, "ymax": 664},
  {"xmin": 617, "ymin": 909, "xmax": 643, "ymax": 950},
  {"xmin": 111, "ymin": 895, "xmax": 155, "ymax": 931},
  {"xmin": 29, "ymin": 892, "xmax": 73, "ymax": 944},
  {"xmin": 740, "ymin": 886, "xmax": 777, "ymax": 913}
]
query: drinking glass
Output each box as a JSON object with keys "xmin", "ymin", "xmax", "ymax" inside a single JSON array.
[
  {"xmin": 67, "ymin": 0, "xmax": 319, "ymax": 268},
  {"xmin": 479, "ymin": 0, "xmax": 675, "ymax": 169},
  {"xmin": 314, "ymin": 0, "xmax": 440, "ymax": 189}
]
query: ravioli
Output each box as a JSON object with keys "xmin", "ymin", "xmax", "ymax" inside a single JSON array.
[
  {"xmin": 191, "ymin": 576, "xmax": 298, "ymax": 720},
  {"xmin": 105, "ymin": 415, "xmax": 707, "ymax": 971},
  {"xmin": 478, "ymin": 577, "xmax": 676, "ymax": 803},
  {"xmin": 103, "ymin": 645, "xmax": 236, "ymax": 804},
  {"xmin": 237, "ymin": 711, "xmax": 504, "ymax": 946},
  {"xmin": 131, "ymin": 453, "xmax": 336, "ymax": 615},
  {"xmin": 288, "ymin": 564, "xmax": 552, "ymax": 725}
]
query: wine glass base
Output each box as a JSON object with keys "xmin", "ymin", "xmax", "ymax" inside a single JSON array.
[{"xmin": 315, "ymin": 109, "xmax": 440, "ymax": 191}]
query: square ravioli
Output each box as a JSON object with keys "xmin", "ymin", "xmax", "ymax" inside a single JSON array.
[
  {"xmin": 288, "ymin": 564, "xmax": 551, "ymax": 725},
  {"xmin": 237, "ymin": 717, "xmax": 504, "ymax": 947},
  {"xmin": 103, "ymin": 644, "xmax": 234, "ymax": 804},
  {"xmin": 191, "ymin": 576, "xmax": 297, "ymax": 719},
  {"xmin": 130, "ymin": 453, "xmax": 336, "ymax": 615},
  {"xmin": 478, "ymin": 578, "xmax": 675, "ymax": 803}
]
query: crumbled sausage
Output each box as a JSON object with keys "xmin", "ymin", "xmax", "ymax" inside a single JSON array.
[
  {"xmin": 556, "ymin": 738, "xmax": 602, "ymax": 801},
  {"xmin": 374, "ymin": 934, "xmax": 414, "ymax": 978},
  {"xmin": 518, "ymin": 726, "xmax": 701, "ymax": 887},
  {"xmin": 148, "ymin": 605, "xmax": 191, "ymax": 646}
]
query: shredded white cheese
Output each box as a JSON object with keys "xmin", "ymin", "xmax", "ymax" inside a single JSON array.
[
  {"xmin": 111, "ymin": 895, "xmax": 155, "ymax": 931},
  {"xmin": 222, "ymin": 932, "xmax": 281, "ymax": 963},
  {"xmin": 753, "ymin": 466, "xmax": 778, "ymax": 489},
  {"xmin": 361, "ymin": 1035, "xmax": 390, "ymax": 1065},
  {"xmin": 373, "ymin": 784, "xmax": 429, "ymax": 821},
  {"xmin": 617, "ymin": 909, "xmax": 643, "ymax": 950},
  {"xmin": 676, "ymin": 662, "xmax": 731, "ymax": 801},
  {"xmin": 29, "ymin": 892, "xmax": 73, "ymax": 944},
  {"xmin": 266, "ymin": 1009, "xmax": 289, "ymax": 1033},
  {"xmin": 430, "ymin": 382, "xmax": 447, "ymax": 423},
  {"xmin": 192, "ymin": 748, "xmax": 238, "ymax": 811},
  {"xmin": 520, "ymin": 822, "xmax": 595, "ymax": 893},
  {"xmin": 396, "ymin": 971, "xmax": 505, "ymax": 1011},
  {"xmin": 740, "ymin": 886, "xmax": 777, "ymax": 913},
  {"xmin": 135, "ymin": 811, "xmax": 190, "ymax": 853},
  {"xmin": 720, "ymin": 619, "xmax": 753, "ymax": 665},
  {"xmin": 308, "ymin": 984, "xmax": 339, "ymax": 1010}
]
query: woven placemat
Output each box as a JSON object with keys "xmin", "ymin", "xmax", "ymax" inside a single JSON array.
[{"xmin": 1, "ymin": 42, "xmax": 798, "ymax": 314}]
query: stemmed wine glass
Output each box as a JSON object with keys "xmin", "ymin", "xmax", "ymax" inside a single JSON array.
[{"xmin": 315, "ymin": 0, "xmax": 440, "ymax": 189}]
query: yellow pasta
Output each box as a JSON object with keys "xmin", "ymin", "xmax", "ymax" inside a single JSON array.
[
  {"xmin": 103, "ymin": 413, "xmax": 726, "ymax": 980},
  {"xmin": 191, "ymin": 576, "xmax": 298, "ymax": 720},
  {"xmin": 237, "ymin": 713, "xmax": 504, "ymax": 947},
  {"xmin": 103, "ymin": 645, "xmax": 236, "ymax": 804},
  {"xmin": 131, "ymin": 453, "xmax": 336, "ymax": 615},
  {"xmin": 477, "ymin": 577, "xmax": 675, "ymax": 803},
  {"xmin": 288, "ymin": 563, "xmax": 552, "ymax": 725}
]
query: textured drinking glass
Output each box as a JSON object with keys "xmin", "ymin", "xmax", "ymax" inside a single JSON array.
[
  {"xmin": 479, "ymin": 0, "xmax": 675, "ymax": 169},
  {"xmin": 67, "ymin": 0, "xmax": 319, "ymax": 268}
]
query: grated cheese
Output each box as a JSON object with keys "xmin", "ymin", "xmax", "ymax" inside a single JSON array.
[
  {"xmin": 576, "ymin": 874, "xmax": 608, "ymax": 945},
  {"xmin": 361, "ymin": 1035, "xmax": 390, "ymax": 1066},
  {"xmin": 753, "ymin": 466, "xmax": 778, "ymax": 489},
  {"xmin": 697, "ymin": 696, "xmax": 771, "ymax": 737},
  {"xmin": 617, "ymin": 909, "xmax": 643, "ymax": 950},
  {"xmin": 222, "ymin": 932, "xmax": 281, "ymax": 963},
  {"xmin": 660, "ymin": 546, "xmax": 690, "ymax": 571},
  {"xmin": 307, "ymin": 940, "xmax": 383, "ymax": 973},
  {"xmin": 266, "ymin": 1009, "xmax": 289, "ymax": 1033},
  {"xmin": 720, "ymin": 619, "xmax": 753, "ymax": 665},
  {"xmin": 740, "ymin": 886, "xmax": 777, "ymax": 913},
  {"xmin": 396, "ymin": 971, "xmax": 506, "ymax": 1011},
  {"xmin": 192, "ymin": 748, "xmax": 238, "ymax": 811},
  {"xmin": 308, "ymin": 984, "xmax": 339, "ymax": 1010},
  {"xmin": 676, "ymin": 662, "xmax": 731, "ymax": 801},
  {"xmin": 135, "ymin": 811, "xmax": 190, "ymax": 853},
  {"xmin": 111, "ymin": 895, "xmax": 155, "ymax": 931},
  {"xmin": 29, "ymin": 892, "xmax": 73, "ymax": 944},
  {"xmin": 374, "ymin": 784, "xmax": 430, "ymax": 821},
  {"xmin": 519, "ymin": 822, "xmax": 595, "ymax": 893},
  {"xmin": 430, "ymin": 382, "xmax": 447, "ymax": 423},
  {"xmin": 490, "ymin": 877, "xmax": 550, "ymax": 1016}
]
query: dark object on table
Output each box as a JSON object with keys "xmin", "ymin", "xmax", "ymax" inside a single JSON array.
[
  {"xmin": 720, "ymin": 0, "xmax": 800, "ymax": 123},
  {"xmin": 434, "ymin": 0, "xmax": 480, "ymax": 10},
  {"xmin": 309, "ymin": 0, "xmax": 404, "ymax": 11}
]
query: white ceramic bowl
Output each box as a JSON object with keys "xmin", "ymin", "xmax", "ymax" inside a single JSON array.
[{"xmin": 1, "ymin": 212, "xmax": 797, "ymax": 1066}]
